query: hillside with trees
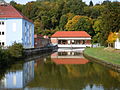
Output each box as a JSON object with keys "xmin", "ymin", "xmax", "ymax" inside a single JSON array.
[{"xmin": 10, "ymin": 0, "xmax": 120, "ymax": 46}]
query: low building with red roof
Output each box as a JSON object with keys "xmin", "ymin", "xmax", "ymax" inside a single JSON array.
[
  {"xmin": 51, "ymin": 31, "xmax": 91, "ymax": 49},
  {"xmin": 0, "ymin": 2, "xmax": 34, "ymax": 48}
]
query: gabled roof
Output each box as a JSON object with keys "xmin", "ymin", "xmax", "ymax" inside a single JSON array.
[
  {"xmin": 51, "ymin": 31, "xmax": 91, "ymax": 38},
  {"xmin": 0, "ymin": 5, "xmax": 33, "ymax": 23}
]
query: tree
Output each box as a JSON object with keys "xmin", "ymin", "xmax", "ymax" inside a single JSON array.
[
  {"xmin": 93, "ymin": 18, "xmax": 103, "ymax": 43},
  {"xmin": 34, "ymin": 19, "xmax": 44, "ymax": 34},
  {"xmin": 89, "ymin": 1, "xmax": 93, "ymax": 6},
  {"xmin": 65, "ymin": 15, "xmax": 94, "ymax": 36},
  {"xmin": 8, "ymin": 43, "xmax": 23, "ymax": 58},
  {"xmin": 84, "ymin": 5, "xmax": 105, "ymax": 19},
  {"xmin": 41, "ymin": 16, "xmax": 51, "ymax": 29},
  {"xmin": 99, "ymin": 2, "xmax": 120, "ymax": 45},
  {"xmin": 65, "ymin": 15, "xmax": 81, "ymax": 31},
  {"xmin": 22, "ymin": 2, "xmax": 35, "ymax": 19},
  {"xmin": 59, "ymin": 15, "xmax": 68, "ymax": 30},
  {"xmin": 107, "ymin": 32, "xmax": 117, "ymax": 47},
  {"xmin": 10, "ymin": 1, "xmax": 24, "ymax": 12},
  {"xmin": 62, "ymin": 0, "xmax": 87, "ymax": 15}
]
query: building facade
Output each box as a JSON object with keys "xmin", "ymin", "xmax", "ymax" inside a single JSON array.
[
  {"xmin": 115, "ymin": 38, "xmax": 120, "ymax": 49},
  {"xmin": 0, "ymin": 4, "xmax": 34, "ymax": 48},
  {"xmin": 51, "ymin": 31, "xmax": 91, "ymax": 49},
  {"xmin": 34, "ymin": 34, "xmax": 50, "ymax": 48}
]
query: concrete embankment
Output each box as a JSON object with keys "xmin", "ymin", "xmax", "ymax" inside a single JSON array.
[
  {"xmin": 23, "ymin": 46, "xmax": 57, "ymax": 58},
  {"xmin": 83, "ymin": 52, "xmax": 120, "ymax": 73}
]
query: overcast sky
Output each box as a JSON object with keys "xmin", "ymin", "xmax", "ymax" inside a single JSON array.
[{"xmin": 5, "ymin": 0, "xmax": 120, "ymax": 5}]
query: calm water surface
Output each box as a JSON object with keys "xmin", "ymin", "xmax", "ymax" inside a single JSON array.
[{"xmin": 0, "ymin": 51, "xmax": 120, "ymax": 90}]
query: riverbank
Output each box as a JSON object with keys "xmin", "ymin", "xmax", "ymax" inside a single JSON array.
[
  {"xmin": 83, "ymin": 47, "xmax": 120, "ymax": 72},
  {"xmin": 0, "ymin": 43, "xmax": 23, "ymax": 68}
]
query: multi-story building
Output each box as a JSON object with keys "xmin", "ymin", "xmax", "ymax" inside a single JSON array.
[{"xmin": 0, "ymin": 3, "xmax": 34, "ymax": 48}]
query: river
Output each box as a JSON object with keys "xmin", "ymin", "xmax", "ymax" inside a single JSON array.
[{"xmin": 0, "ymin": 50, "xmax": 120, "ymax": 90}]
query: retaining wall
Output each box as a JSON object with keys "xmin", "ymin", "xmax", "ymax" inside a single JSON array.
[{"xmin": 83, "ymin": 52, "xmax": 120, "ymax": 73}]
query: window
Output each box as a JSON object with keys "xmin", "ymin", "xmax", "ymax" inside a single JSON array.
[
  {"xmin": 13, "ymin": 23, "xmax": 16, "ymax": 32},
  {"xmin": 0, "ymin": 21, "xmax": 4, "ymax": 25},
  {"xmin": 0, "ymin": 32, "xmax": 1, "ymax": 35},
  {"xmin": 2, "ymin": 42, "xmax": 4, "ymax": 46},
  {"xmin": 74, "ymin": 40, "xmax": 80, "ymax": 44},
  {"xmin": 2, "ymin": 32, "xmax": 4, "ymax": 35},
  {"xmin": 0, "ymin": 42, "xmax": 1, "ymax": 45},
  {"xmin": 83, "ymin": 40, "xmax": 85, "ymax": 44},
  {"xmin": 2, "ymin": 22, "xmax": 4, "ymax": 25}
]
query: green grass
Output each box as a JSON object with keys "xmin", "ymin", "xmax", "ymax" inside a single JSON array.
[{"xmin": 84, "ymin": 47, "xmax": 120, "ymax": 65}]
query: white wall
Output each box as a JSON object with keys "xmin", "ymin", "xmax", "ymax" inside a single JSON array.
[
  {"xmin": 0, "ymin": 20, "xmax": 6, "ymax": 46},
  {"xmin": 115, "ymin": 38, "xmax": 120, "ymax": 49},
  {"xmin": 5, "ymin": 18, "xmax": 22, "ymax": 47}
]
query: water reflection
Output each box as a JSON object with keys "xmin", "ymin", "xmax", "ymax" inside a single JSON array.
[
  {"xmin": 26, "ymin": 51, "xmax": 120, "ymax": 90},
  {"xmin": 51, "ymin": 51, "xmax": 89, "ymax": 64},
  {"xmin": 0, "ymin": 51, "xmax": 120, "ymax": 90},
  {"xmin": 0, "ymin": 61, "xmax": 34, "ymax": 89}
]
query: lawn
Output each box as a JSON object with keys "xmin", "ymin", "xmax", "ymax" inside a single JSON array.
[{"xmin": 84, "ymin": 47, "xmax": 120, "ymax": 65}]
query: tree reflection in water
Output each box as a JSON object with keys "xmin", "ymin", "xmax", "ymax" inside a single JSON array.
[
  {"xmin": 26, "ymin": 51, "xmax": 120, "ymax": 90},
  {"xmin": 0, "ymin": 51, "xmax": 120, "ymax": 90}
]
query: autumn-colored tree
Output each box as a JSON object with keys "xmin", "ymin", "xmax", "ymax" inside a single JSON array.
[
  {"xmin": 65, "ymin": 15, "xmax": 94, "ymax": 36},
  {"xmin": 107, "ymin": 32, "xmax": 117, "ymax": 47},
  {"xmin": 100, "ymin": 2, "xmax": 120, "ymax": 46},
  {"xmin": 65, "ymin": 15, "xmax": 82, "ymax": 31}
]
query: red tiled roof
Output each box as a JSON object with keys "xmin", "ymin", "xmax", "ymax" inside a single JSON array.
[
  {"xmin": 51, "ymin": 31, "xmax": 91, "ymax": 38},
  {"xmin": 0, "ymin": 5, "xmax": 33, "ymax": 23},
  {"xmin": 52, "ymin": 58, "xmax": 89, "ymax": 64}
]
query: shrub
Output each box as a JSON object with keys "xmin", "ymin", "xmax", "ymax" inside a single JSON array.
[{"xmin": 8, "ymin": 43, "xmax": 23, "ymax": 58}]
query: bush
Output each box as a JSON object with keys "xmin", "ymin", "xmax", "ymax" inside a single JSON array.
[{"xmin": 8, "ymin": 43, "xmax": 23, "ymax": 58}]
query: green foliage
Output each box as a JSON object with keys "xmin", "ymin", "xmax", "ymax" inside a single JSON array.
[
  {"xmin": 0, "ymin": 43, "xmax": 23, "ymax": 67},
  {"xmin": 8, "ymin": 43, "xmax": 23, "ymax": 58},
  {"xmin": 59, "ymin": 15, "xmax": 68, "ymax": 30},
  {"xmin": 99, "ymin": 2, "xmax": 120, "ymax": 46},
  {"xmin": 65, "ymin": 15, "xmax": 94, "ymax": 36},
  {"xmin": 10, "ymin": 1, "xmax": 24, "ymax": 12},
  {"xmin": 92, "ymin": 18, "xmax": 102, "ymax": 43},
  {"xmin": 12, "ymin": 0, "xmax": 120, "ymax": 46}
]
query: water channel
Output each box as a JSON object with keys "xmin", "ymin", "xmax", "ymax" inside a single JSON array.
[{"xmin": 0, "ymin": 50, "xmax": 120, "ymax": 90}]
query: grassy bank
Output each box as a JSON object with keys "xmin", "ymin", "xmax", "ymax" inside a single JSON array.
[{"xmin": 84, "ymin": 47, "xmax": 120, "ymax": 65}]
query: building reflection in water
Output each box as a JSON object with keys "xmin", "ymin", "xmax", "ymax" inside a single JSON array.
[
  {"xmin": 0, "ymin": 61, "xmax": 34, "ymax": 89},
  {"xmin": 51, "ymin": 49, "xmax": 89, "ymax": 64}
]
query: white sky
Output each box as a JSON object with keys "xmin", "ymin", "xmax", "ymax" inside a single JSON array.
[{"xmin": 5, "ymin": 0, "xmax": 120, "ymax": 5}]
